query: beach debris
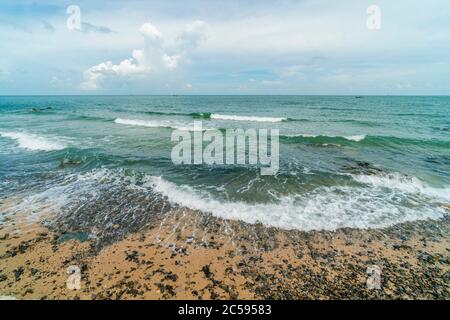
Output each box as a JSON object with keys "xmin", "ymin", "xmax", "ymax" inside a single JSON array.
[
  {"xmin": 186, "ymin": 236, "xmax": 196, "ymax": 244},
  {"xmin": 201, "ymin": 265, "xmax": 213, "ymax": 279},
  {"xmin": 124, "ymin": 250, "xmax": 141, "ymax": 263},
  {"xmin": 13, "ymin": 267, "xmax": 24, "ymax": 281},
  {"xmin": 155, "ymin": 283, "xmax": 176, "ymax": 298},
  {"xmin": 30, "ymin": 268, "xmax": 40, "ymax": 276}
]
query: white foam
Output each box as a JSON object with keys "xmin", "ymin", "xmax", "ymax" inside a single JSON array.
[
  {"xmin": 344, "ymin": 135, "xmax": 366, "ymax": 141},
  {"xmin": 283, "ymin": 134, "xmax": 366, "ymax": 141},
  {"xmin": 352, "ymin": 172, "xmax": 450, "ymax": 201},
  {"xmin": 0, "ymin": 131, "xmax": 67, "ymax": 151},
  {"xmin": 5, "ymin": 168, "xmax": 447, "ymax": 232},
  {"xmin": 210, "ymin": 114, "xmax": 286, "ymax": 122},
  {"xmin": 0, "ymin": 169, "xmax": 123, "ymax": 222},
  {"xmin": 146, "ymin": 175, "xmax": 446, "ymax": 231},
  {"xmin": 284, "ymin": 134, "xmax": 318, "ymax": 138},
  {"xmin": 115, "ymin": 118, "xmax": 208, "ymax": 131}
]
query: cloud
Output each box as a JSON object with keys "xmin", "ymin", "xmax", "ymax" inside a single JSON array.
[
  {"xmin": 177, "ymin": 20, "xmax": 207, "ymax": 51},
  {"xmin": 140, "ymin": 23, "xmax": 162, "ymax": 39},
  {"xmin": 41, "ymin": 20, "xmax": 55, "ymax": 32},
  {"xmin": 80, "ymin": 22, "xmax": 115, "ymax": 34},
  {"xmin": 81, "ymin": 20, "xmax": 206, "ymax": 90},
  {"xmin": 2, "ymin": 0, "xmax": 450, "ymax": 95}
]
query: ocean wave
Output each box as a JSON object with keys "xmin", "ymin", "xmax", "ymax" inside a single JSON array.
[
  {"xmin": 142, "ymin": 111, "xmax": 213, "ymax": 119},
  {"xmin": 0, "ymin": 131, "xmax": 67, "ymax": 151},
  {"xmin": 4, "ymin": 168, "xmax": 447, "ymax": 232},
  {"xmin": 282, "ymin": 134, "xmax": 367, "ymax": 142},
  {"xmin": 114, "ymin": 118, "xmax": 210, "ymax": 131},
  {"xmin": 351, "ymin": 172, "xmax": 450, "ymax": 201},
  {"xmin": 147, "ymin": 175, "xmax": 447, "ymax": 231},
  {"xmin": 69, "ymin": 114, "xmax": 113, "ymax": 122},
  {"xmin": 280, "ymin": 134, "xmax": 450, "ymax": 149},
  {"xmin": 141, "ymin": 111, "xmax": 311, "ymax": 122},
  {"xmin": 332, "ymin": 119, "xmax": 381, "ymax": 127},
  {"xmin": 210, "ymin": 114, "xmax": 287, "ymax": 122}
]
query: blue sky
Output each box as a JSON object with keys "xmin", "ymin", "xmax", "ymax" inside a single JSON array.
[{"xmin": 0, "ymin": 0, "xmax": 449, "ymax": 95}]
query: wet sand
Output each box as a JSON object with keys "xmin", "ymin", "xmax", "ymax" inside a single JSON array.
[{"xmin": 0, "ymin": 202, "xmax": 448, "ymax": 300}]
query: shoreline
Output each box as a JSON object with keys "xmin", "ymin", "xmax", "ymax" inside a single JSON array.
[{"xmin": 0, "ymin": 203, "xmax": 448, "ymax": 300}]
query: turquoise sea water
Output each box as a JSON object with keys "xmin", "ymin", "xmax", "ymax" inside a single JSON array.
[{"xmin": 0, "ymin": 95, "xmax": 449, "ymax": 231}]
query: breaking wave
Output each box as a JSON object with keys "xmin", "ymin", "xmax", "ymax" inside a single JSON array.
[
  {"xmin": 210, "ymin": 114, "xmax": 287, "ymax": 122},
  {"xmin": 0, "ymin": 131, "xmax": 67, "ymax": 151},
  {"xmin": 3, "ymin": 168, "xmax": 448, "ymax": 232},
  {"xmin": 114, "ymin": 118, "xmax": 210, "ymax": 131}
]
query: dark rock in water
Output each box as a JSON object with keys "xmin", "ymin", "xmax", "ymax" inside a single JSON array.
[
  {"xmin": 58, "ymin": 159, "xmax": 82, "ymax": 169},
  {"xmin": 31, "ymin": 107, "xmax": 53, "ymax": 112},
  {"xmin": 341, "ymin": 161, "xmax": 384, "ymax": 175}
]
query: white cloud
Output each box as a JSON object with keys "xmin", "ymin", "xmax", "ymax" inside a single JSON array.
[
  {"xmin": 81, "ymin": 21, "xmax": 206, "ymax": 90},
  {"xmin": 140, "ymin": 23, "xmax": 162, "ymax": 40},
  {"xmin": 177, "ymin": 20, "xmax": 207, "ymax": 51}
]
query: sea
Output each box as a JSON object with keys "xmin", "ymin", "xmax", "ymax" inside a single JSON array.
[{"xmin": 0, "ymin": 95, "xmax": 449, "ymax": 232}]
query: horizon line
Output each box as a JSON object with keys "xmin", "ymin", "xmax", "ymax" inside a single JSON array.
[{"xmin": 1, "ymin": 94, "xmax": 450, "ymax": 97}]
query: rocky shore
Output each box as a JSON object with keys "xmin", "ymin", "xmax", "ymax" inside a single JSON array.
[{"xmin": 0, "ymin": 199, "xmax": 448, "ymax": 300}]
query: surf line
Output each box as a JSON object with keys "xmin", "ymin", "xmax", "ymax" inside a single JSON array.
[{"xmin": 171, "ymin": 121, "xmax": 279, "ymax": 175}]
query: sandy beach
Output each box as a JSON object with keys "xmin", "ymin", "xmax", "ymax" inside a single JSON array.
[{"xmin": 1, "ymin": 199, "xmax": 448, "ymax": 300}]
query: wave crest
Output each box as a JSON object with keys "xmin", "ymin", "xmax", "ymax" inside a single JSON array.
[
  {"xmin": 0, "ymin": 131, "xmax": 67, "ymax": 151},
  {"xmin": 351, "ymin": 172, "xmax": 450, "ymax": 201},
  {"xmin": 147, "ymin": 174, "xmax": 447, "ymax": 231},
  {"xmin": 210, "ymin": 113, "xmax": 287, "ymax": 122},
  {"xmin": 114, "ymin": 118, "xmax": 207, "ymax": 131},
  {"xmin": 282, "ymin": 134, "xmax": 367, "ymax": 142}
]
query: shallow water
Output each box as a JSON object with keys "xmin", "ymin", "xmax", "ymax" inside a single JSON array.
[{"xmin": 0, "ymin": 95, "xmax": 449, "ymax": 231}]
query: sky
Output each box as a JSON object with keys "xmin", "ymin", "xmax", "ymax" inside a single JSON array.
[{"xmin": 0, "ymin": 0, "xmax": 449, "ymax": 95}]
